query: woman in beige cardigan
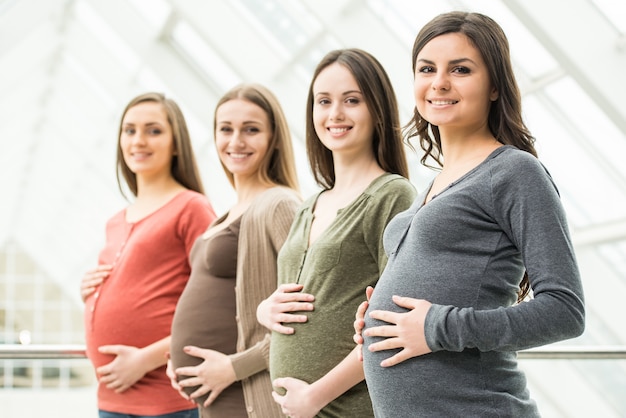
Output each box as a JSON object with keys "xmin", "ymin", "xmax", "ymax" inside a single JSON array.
[{"xmin": 168, "ymin": 83, "xmax": 300, "ymax": 417}]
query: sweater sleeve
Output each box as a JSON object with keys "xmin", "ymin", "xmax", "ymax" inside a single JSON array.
[
  {"xmin": 230, "ymin": 333, "xmax": 271, "ymax": 381},
  {"xmin": 230, "ymin": 189, "xmax": 300, "ymax": 381},
  {"xmin": 425, "ymin": 153, "xmax": 585, "ymax": 352}
]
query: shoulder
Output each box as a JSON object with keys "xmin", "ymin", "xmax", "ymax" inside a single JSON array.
[
  {"xmin": 488, "ymin": 146, "xmax": 559, "ymax": 197},
  {"xmin": 367, "ymin": 173, "xmax": 417, "ymax": 200},
  {"xmin": 172, "ymin": 190, "xmax": 215, "ymax": 224},
  {"xmin": 489, "ymin": 146, "xmax": 544, "ymax": 174},
  {"xmin": 297, "ymin": 190, "xmax": 322, "ymax": 213},
  {"xmin": 254, "ymin": 186, "xmax": 301, "ymax": 208},
  {"xmin": 178, "ymin": 189, "xmax": 210, "ymax": 205},
  {"xmin": 243, "ymin": 187, "xmax": 301, "ymax": 223},
  {"xmin": 105, "ymin": 208, "xmax": 126, "ymax": 228}
]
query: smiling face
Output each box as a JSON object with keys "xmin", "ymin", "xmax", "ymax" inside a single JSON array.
[
  {"xmin": 119, "ymin": 101, "xmax": 175, "ymax": 180},
  {"xmin": 413, "ymin": 32, "xmax": 499, "ymax": 133},
  {"xmin": 214, "ymin": 98, "xmax": 271, "ymax": 185},
  {"xmin": 312, "ymin": 63, "xmax": 374, "ymax": 157}
]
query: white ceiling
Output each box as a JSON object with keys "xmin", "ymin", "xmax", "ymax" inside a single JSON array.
[{"xmin": 1, "ymin": 0, "xmax": 625, "ymax": 415}]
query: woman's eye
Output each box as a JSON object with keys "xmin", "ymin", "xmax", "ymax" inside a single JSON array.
[
  {"xmin": 452, "ymin": 66, "xmax": 470, "ymax": 74},
  {"xmin": 219, "ymin": 126, "xmax": 232, "ymax": 133},
  {"xmin": 317, "ymin": 98, "xmax": 330, "ymax": 105},
  {"xmin": 124, "ymin": 128, "xmax": 135, "ymax": 135},
  {"xmin": 245, "ymin": 127, "xmax": 260, "ymax": 134},
  {"xmin": 148, "ymin": 129, "xmax": 162, "ymax": 135},
  {"xmin": 418, "ymin": 66, "xmax": 435, "ymax": 73},
  {"xmin": 346, "ymin": 97, "xmax": 360, "ymax": 105}
]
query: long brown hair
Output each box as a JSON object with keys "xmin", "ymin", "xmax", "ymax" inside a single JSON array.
[
  {"xmin": 306, "ymin": 48, "xmax": 409, "ymax": 189},
  {"xmin": 116, "ymin": 92, "xmax": 204, "ymax": 198},
  {"xmin": 404, "ymin": 12, "xmax": 534, "ymax": 301},
  {"xmin": 213, "ymin": 83, "xmax": 299, "ymax": 191}
]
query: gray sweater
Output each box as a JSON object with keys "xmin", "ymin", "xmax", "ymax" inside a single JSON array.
[{"xmin": 363, "ymin": 146, "xmax": 585, "ymax": 417}]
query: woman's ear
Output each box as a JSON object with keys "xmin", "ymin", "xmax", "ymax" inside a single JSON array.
[{"xmin": 490, "ymin": 86, "xmax": 499, "ymax": 101}]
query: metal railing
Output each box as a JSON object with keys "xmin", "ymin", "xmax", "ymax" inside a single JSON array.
[
  {"xmin": 0, "ymin": 344, "xmax": 88, "ymax": 359},
  {"xmin": 1, "ymin": 344, "xmax": 626, "ymax": 360}
]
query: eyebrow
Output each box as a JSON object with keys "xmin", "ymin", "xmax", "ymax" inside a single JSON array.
[
  {"xmin": 217, "ymin": 120, "xmax": 263, "ymax": 125},
  {"xmin": 314, "ymin": 89, "xmax": 362, "ymax": 97},
  {"xmin": 417, "ymin": 57, "xmax": 477, "ymax": 66},
  {"xmin": 122, "ymin": 122, "xmax": 163, "ymax": 126}
]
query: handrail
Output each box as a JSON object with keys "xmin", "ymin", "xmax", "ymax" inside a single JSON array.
[
  {"xmin": 517, "ymin": 345, "xmax": 626, "ymax": 360},
  {"xmin": 0, "ymin": 344, "xmax": 88, "ymax": 359},
  {"xmin": 1, "ymin": 344, "xmax": 626, "ymax": 360}
]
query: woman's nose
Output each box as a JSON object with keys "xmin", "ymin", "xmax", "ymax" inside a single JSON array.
[
  {"xmin": 329, "ymin": 103, "xmax": 344, "ymax": 121},
  {"xmin": 431, "ymin": 72, "xmax": 450, "ymax": 91}
]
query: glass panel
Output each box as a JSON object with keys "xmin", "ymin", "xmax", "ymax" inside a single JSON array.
[
  {"xmin": 128, "ymin": 0, "xmax": 172, "ymax": 29},
  {"xmin": 73, "ymin": 1, "xmax": 139, "ymax": 72},
  {"xmin": 598, "ymin": 242, "xmax": 626, "ymax": 285},
  {"xmin": 236, "ymin": 0, "xmax": 321, "ymax": 57},
  {"xmin": 523, "ymin": 91, "xmax": 626, "ymax": 227},
  {"xmin": 61, "ymin": 53, "xmax": 116, "ymax": 109},
  {"xmin": 0, "ymin": 244, "xmax": 91, "ymax": 389},
  {"xmin": 590, "ymin": 0, "xmax": 626, "ymax": 33},
  {"xmin": 545, "ymin": 77, "xmax": 626, "ymax": 182},
  {"xmin": 366, "ymin": 0, "xmax": 450, "ymax": 46},
  {"xmin": 170, "ymin": 20, "xmax": 241, "ymax": 92}
]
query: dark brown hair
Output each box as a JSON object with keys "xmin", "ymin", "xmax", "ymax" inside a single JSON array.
[
  {"xmin": 405, "ymin": 12, "xmax": 534, "ymax": 301},
  {"xmin": 405, "ymin": 11, "xmax": 537, "ymax": 168},
  {"xmin": 306, "ymin": 48, "xmax": 409, "ymax": 189}
]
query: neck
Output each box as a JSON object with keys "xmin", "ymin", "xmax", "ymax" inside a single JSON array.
[
  {"xmin": 136, "ymin": 174, "xmax": 183, "ymax": 200},
  {"xmin": 331, "ymin": 153, "xmax": 385, "ymax": 192},
  {"xmin": 438, "ymin": 126, "xmax": 499, "ymax": 170},
  {"xmin": 233, "ymin": 176, "xmax": 273, "ymax": 206}
]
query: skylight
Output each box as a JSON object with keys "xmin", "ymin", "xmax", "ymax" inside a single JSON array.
[
  {"xmin": 128, "ymin": 0, "xmax": 172, "ymax": 30},
  {"xmin": 591, "ymin": 0, "xmax": 626, "ymax": 33},
  {"xmin": 169, "ymin": 20, "xmax": 241, "ymax": 93},
  {"xmin": 235, "ymin": 0, "xmax": 321, "ymax": 58},
  {"xmin": 73, "ymin": 1, "xmax": 139, "ymax": 73}
]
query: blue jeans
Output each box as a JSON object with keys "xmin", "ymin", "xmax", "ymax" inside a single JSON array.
[{"xmin": 98, "ymin": 408, "xmax": 198, "ymax": 418}]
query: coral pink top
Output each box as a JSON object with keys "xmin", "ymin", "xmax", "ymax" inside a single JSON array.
[{"xmin": 84, "ymin": 190, "xmax": 216, "ymax": 415}]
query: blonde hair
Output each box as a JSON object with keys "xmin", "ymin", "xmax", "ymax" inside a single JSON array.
[{"xmin": 214, "ymin": 83, "xmax": 299, "ymax": 191}]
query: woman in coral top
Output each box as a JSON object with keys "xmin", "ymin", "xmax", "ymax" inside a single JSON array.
[{"xmin": 80, "ymin": 92, "xmax": 216, "ymax": 418}]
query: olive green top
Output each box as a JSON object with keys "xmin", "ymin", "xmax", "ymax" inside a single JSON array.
[{"xmin": 270, "ymin": 173, "xmax": 416, "ymax": 418}]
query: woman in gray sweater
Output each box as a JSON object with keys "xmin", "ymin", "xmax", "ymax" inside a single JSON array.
[{"xmin": 354, "ymin": 11, "xmax": 585, "ymax": 417}]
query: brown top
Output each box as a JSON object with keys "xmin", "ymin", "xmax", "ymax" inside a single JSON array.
[
  {"xmin": 171, "ymin": 186, "xmax": 301, "ymax": 418},
  {"xmin": 170, "ymin": 215, "xmax": 246, "ymax": 416}
]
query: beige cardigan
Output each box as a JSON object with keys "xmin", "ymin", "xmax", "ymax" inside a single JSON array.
[{"xmin": 229, "ymin": 186, "xmax": 301, "ymax": 418}]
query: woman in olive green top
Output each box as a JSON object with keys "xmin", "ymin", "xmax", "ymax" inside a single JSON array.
[{"xmin": 257, "ymin": 49, "xmax": 416, "ymax": 418}]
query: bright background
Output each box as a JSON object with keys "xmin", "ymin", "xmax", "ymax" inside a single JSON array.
[{"xmin": 1, "ymin": 0, "xmax": 625, "ymax": 416}]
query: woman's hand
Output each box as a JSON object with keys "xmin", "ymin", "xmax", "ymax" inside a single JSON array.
[
  {"xmin": 166, "ymin": 358, "xmax": 190, "ymax": 401},
  {"xmin": 353, "ymin": 286, "xmax": 374, "ymax": 362},
  {"xmin": 272, "ymin": 377, "xmax": 323, "ymax": 418},
  {"xmin": 96, "ymin": 345, "xmax": 149, "ymax": 393},
  {"xmin": 256, "ymin": 283, "xmax": 315, "ymax": 334},
  {"xmin": 364, "ymin": 295, "xmax": 432, "ymax": 367},
  {"xmin": 174, "ymin": 346, "xmax": 236, "ymax": 407},
  {"xmin": 80, "ymin": 264, "xmax": 112, "ymax": 302}
]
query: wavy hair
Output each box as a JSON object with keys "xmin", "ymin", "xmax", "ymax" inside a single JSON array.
[
  {"xmin": 404, "ymin": 11, "xmax": 536, "ymax": 169},
  {"xmin": 404, "ymin": 12, "xmax": 535, "ymax": 301}
]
